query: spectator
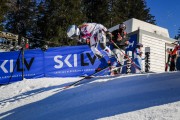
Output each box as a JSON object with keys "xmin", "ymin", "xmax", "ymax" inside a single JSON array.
[
  {"xmin": 134, "ymin": 43, "xmax": 143, "ymax": 73},
  {"xmin": 110, "ymin": 23, "xmax": 129, "ymax": 74},
  {"xmin": 167, "ymin": 41, "xmax": 180, "ymax": 71}
]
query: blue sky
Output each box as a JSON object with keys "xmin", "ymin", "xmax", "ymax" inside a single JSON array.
[{"xmin": 146, "ymin": 0, "xmax": 180, "ymax": 38}]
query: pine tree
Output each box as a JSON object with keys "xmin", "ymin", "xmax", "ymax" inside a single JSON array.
[
  {"xmin": 174, "ymin": 27, "xmax": 180, "ymax": 40},
  {"xmin": 108, "ymin": 0, "xmax": 156, "ymax": 26},
  {"xmin": 82, "ymin": 0, "xmax": 156, "ymax": 28},
  {"xmin": 82, "ymin": 0, "xmax": 109, "ymax": 25},
  {"xmin": 27, "ymin": 0, "xmax": 48, "ymax": 48},
  {"xmin": 4, "ymin": 0, "xmax": 33, "ymax": 34},
  {"xmin": 128, "ymin": 0, "xmax": 156, "ymax": 24},
  {"xmin": 43, "ymin": 0, "xmax": 86, "ymax": 46},
  {"xmin": 0, "ymin": 0, "xmax": 8, "ymax": 30},
  {"xmin": 105, "ymin": 0, "xmax": 128, "ymax": 27},
  {"xmin": 1, "ymin": 0, "xmax": 156, "ymax": 47}
]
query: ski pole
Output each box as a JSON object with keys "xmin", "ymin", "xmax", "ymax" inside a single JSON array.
[
  {"xmin": 110, "ymin": 40, "xmax": 144, "ymax": 73},
  {"xmin": 8, "ymin": 49, "xmax": 22, "ymax": 84}
]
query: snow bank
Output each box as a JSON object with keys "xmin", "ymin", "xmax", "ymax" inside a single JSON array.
[{"xmin": 0, "ymin": 72, "xmax": 180, "ymax": 120}]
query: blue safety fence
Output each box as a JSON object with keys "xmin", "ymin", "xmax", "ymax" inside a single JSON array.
[
  {"xmin": 0, "ymin": 34, "xmax": 138, "ymax": 84},
  {"xmin": 0, "ymin": 45, "xmax": 103, "ymax": 84}
]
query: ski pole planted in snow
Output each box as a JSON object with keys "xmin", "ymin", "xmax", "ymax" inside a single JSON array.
[{"xmin": 110, "ymin": 40, "xmax": 144, "ymax": 73}]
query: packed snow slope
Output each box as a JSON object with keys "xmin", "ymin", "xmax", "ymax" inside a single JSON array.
[{"xmin": 0, "ymin": 72, "xmax": 180, "ymax": 120}]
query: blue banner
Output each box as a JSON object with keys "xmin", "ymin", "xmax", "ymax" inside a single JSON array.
[
  {"xmin": 0, "ymin": 49, "xmax": 44, "ymax": 84},
  {"xmin": 126, "ymin": 34, "xmax": 138, "ymax": 52},
  {"xmin": 123, "ymin": 34, "xmax": 138, "ymax": 73},
  {"xmin": 0, "ymin": 34, "xmax": 138, "ymax": 84},
  {"xmin": 44, "ymin": 45, "xmax": 100, "ymax": 77},
  {"xmin": 0, "ymin": 45, "xmax": 103, "ymax": 84}
]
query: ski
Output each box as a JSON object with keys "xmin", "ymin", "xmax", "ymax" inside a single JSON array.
[
  {"xmin": 62, "ymin": 60, "xmax": 145, "ymax": 90},
  {"xmin": 62, "ymin": 66, "xmax": 111, "ymax": 90},
  {"xmin": 74, "ymin": 64, "xmax": 147, "ymax": 87}
]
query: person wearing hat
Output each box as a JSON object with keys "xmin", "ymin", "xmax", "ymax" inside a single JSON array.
[
  {"xmin": 134, "ymin": 43, "xmax": 143, "ymax": 73},
  {"xmin": 167, "ymin": 40, "xmax": 180, "ymax": 71},
  {"xmin": 110, "ymin": 23, "xmax": 129, "ymax": 75}
]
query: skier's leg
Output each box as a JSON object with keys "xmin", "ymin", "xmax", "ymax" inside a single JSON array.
[
  {"xmin": 90, "ymin": 35, "xmax": 108, "ymax": 72},
  {"xmin": 113, "ymin": 49, "xmax": 125, "ymax": 65},
  {"xmin": 98, "ymin": 30, "xmax": 120, "ymax": 74},
  {"xmin": 90, "ymin": 45, "xmax": 103, "ymax": 59},
  {"xmin": 96, "ymin": 30, "xmax": 125, "ymax": 74},
  {"xmin": 98, "ymin": 30, "xmax": 114, "ymax": 57},
  {"xmin": 111, "ymin": 48, "xmax": 125, "ymax": 74}
]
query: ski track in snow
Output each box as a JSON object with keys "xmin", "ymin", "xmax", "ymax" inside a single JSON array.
[{"xmin": 0, "ymin": 72, "xmax": 180, "ymax": 120}]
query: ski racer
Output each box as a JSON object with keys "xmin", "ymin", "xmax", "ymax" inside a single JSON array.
[
  {"xmin": 134, "ymin": 43, "xmax": 143, "ymax": 73},
  {"xmin": 67, "ymin": 23, "xmax": 117, "ymax": 72},
  {"xmin": 110, "ymin": 23, "xmax": 129, "ymax": 74}
]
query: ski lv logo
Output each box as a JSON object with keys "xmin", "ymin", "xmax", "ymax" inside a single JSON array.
[
  {"xmin": 0, "ymin": 57, "xmax": 35, "ymax": 73},
  {"xmin": 54, "ymin": 53, "xmax": 97, "ymax": 69}
]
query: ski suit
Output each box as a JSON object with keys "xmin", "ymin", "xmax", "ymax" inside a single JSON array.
[{"xmin": 79, "ymin": 23, "xmax": 115, "ymax": 71}]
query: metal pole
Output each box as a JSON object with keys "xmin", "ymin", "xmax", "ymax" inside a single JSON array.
[
  {"xmin": 8, "ymin": 49, "xmax": 22, "ymax": 84},
  {"xmin": 22, "ymin": 46, "xmax": 24, "ymax": 80}
]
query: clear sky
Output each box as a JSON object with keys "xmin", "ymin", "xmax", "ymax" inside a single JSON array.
[{"xmin": 146, "ymin": 0, "xmax": 180, "ymax": 38}]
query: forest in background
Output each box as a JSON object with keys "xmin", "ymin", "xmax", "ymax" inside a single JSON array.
[{"xmin": 0, "ymin": 0, "xmax": 157, "ymax": 48}]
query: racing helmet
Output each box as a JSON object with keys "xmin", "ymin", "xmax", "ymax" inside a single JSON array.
[
  {"xmin": 67, "ymin": 25, "xmax": 80, "ymax": 40},
  {"xmin": 119, "ymin": 23, "xmax": 126, "ymax": 30}
]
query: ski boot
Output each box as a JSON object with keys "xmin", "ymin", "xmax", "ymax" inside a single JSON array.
[{"xmin": 95, "ymin": 57, "xmax": 108, "ymax": 73}]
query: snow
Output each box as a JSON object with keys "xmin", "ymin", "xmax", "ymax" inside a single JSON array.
[{"xmin": 0, "ymin": 72, "xmax": 180, "ymax": 120}]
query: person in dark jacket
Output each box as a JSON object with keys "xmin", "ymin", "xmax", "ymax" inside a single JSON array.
[
  {"xmin": 110, "ymin": 23, "xmax": 129, "ymax": 75},
  {"xmin": 167, "ymin": 41, "xmax": 180, "ymax": 71}
]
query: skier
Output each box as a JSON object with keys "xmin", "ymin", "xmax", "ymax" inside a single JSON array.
[
  {"xmin": 67, "ymin": 23, "xmax": 117, "ymax": 72},
  {"xmin": 110, "ymin": 23, "xmax": 129, "ymax": 74},
  {"xmin": 133, "ymin": 43, "xmax": 143, "ymax": 73},
  {"xmin": 167, "ymin": 41, "xmax": 180, "ymax": 71}
]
